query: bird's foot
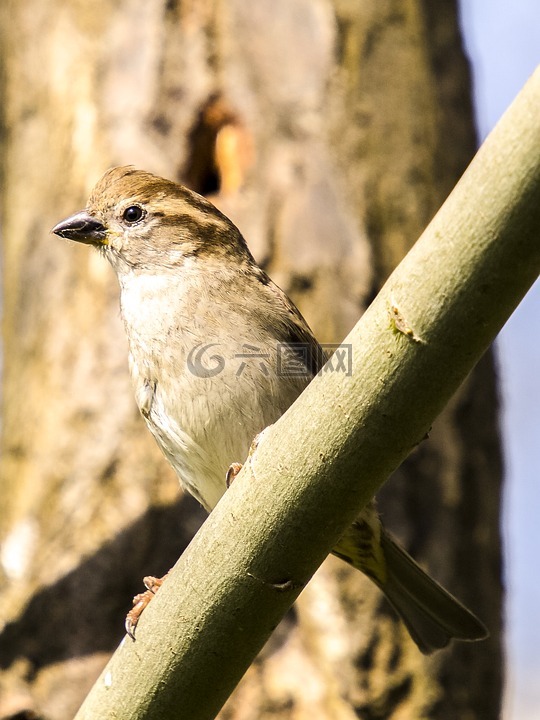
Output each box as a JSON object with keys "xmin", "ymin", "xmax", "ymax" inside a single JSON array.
[
  {"xmin": 225, "ymin": 430, "xmax": 268, "ymax": 488},
  {"xmin": 226, "ymin": 462, "xmax": 243, "ymax": 488},
  {"xmin": 125, "ymin": 573, "xmax": 169, "ymax": 639}
]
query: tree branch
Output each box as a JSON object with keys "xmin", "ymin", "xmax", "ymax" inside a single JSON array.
[{"xmin": 75, "ymin": 68, "xmax": 540, "ymax": 720}]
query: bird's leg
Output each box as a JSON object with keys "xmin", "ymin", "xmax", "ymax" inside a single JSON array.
[{"xmin": 125, "ymin": 572, "xmax": 170, "ymax": 639}]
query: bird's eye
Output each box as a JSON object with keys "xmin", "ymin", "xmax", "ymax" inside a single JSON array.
[{"xmin": 122, "ymin": 205, "xmax": 145, "ymax": 224}]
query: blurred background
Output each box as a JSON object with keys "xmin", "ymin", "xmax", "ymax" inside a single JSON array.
[
  {"xmin": 0, "ymin": 1, "xmax": 537, "ymax": 719},
  {"xmin": 460, "ymin": 2, "xmax": 540, "ymax": 718}
]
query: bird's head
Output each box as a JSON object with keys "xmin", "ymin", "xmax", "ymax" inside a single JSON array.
[{"xmin": 52, "ymin": 166, "xmax": 250, "ymax": 273}]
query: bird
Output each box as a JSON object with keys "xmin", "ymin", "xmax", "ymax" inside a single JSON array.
[{"xmin": 52, "ymin": 166, "xmax": 488, "ymax": 654}]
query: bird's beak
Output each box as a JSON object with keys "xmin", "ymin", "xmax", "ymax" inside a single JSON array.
[{"xmin": 51, "ymin": 211, "xmax": 107, "ymax": 245}]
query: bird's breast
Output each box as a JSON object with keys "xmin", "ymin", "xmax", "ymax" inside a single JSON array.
[{"xmin": 118, "ymin": 269, "xmax": 311, "ymax": 511}]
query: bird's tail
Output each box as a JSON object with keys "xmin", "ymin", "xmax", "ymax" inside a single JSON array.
[{"xmin": 332, "ymin": 519, "xmax": 488, "ymax": 655}]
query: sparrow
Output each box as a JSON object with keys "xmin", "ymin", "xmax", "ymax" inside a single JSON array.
[{"xmin": 52, "ymin": 166, "xmax": 488, "ymax": 653}]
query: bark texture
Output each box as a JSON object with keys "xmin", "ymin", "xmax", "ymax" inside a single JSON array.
[{"xmin": 0, "ymin": 1, "xmax": 502, "ymax": 719}]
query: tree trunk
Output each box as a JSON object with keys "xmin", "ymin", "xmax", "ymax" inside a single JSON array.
[{"xmin": 0, "ymin": 1, "xmax": 502, "ymax": 719}]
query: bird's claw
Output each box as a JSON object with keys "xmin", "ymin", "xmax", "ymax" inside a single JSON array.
[
  {"xmin": 125, "ymin": 574, "xmax": 168, "ymax": 639},
  {"xmin": 226, "ymin": 462, "xmax": 243, "ymax": 488},
  {"xmin": 225, "ymin": 429, "xmax": 268, "ymax": 489}
]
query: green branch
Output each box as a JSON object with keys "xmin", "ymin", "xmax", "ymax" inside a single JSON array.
[{"xmin": 75, "ymin": 68, "xmax": 540, "ymax": 720}]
